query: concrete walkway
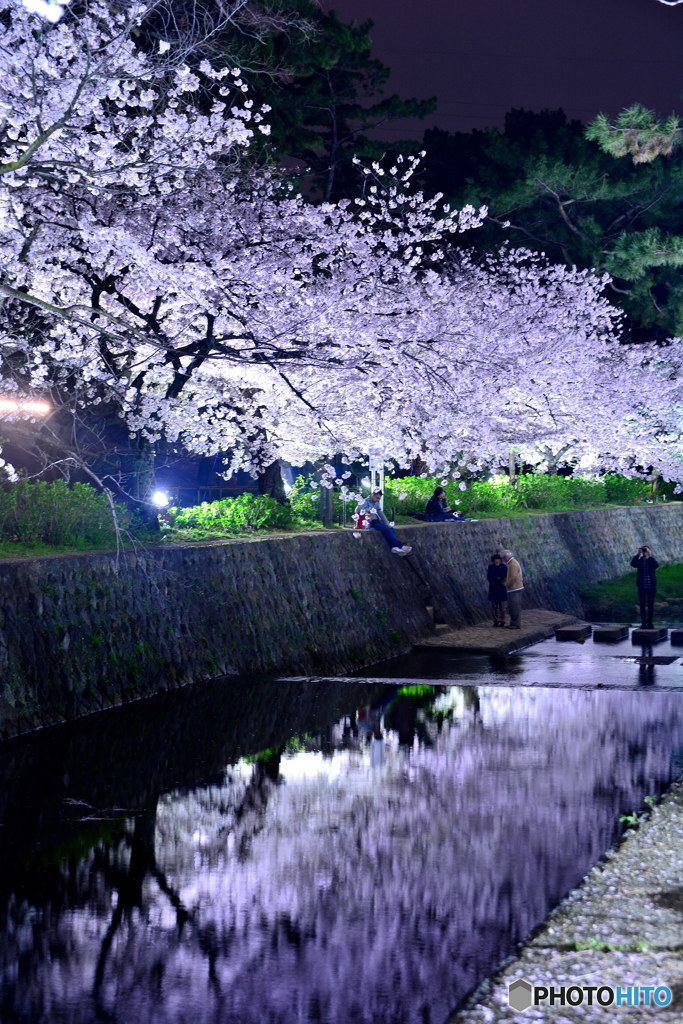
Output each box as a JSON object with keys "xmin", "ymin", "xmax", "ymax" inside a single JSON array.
[
  {"xmin": 415, "ymin": 609, "xmax": 584, "ymax": 655},
  {"xmin": 447, "ymin": 781, "xmax": 683, "ymax": 1023}
]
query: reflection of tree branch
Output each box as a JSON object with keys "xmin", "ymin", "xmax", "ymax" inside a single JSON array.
[
  {"xmin": 92, "ymin": 806, "xmax": 199, "ymax": 1012},
  {"xmin": 149, "ymin": 865, "xmax": 192, "ymax": 930},
  {"xmin": 232, "ymin": 754, "xmax": 281, "ymax": 860},
  {"xmin": 93, "ymin": 901, "xmax": 124, "ymax": 1005}
]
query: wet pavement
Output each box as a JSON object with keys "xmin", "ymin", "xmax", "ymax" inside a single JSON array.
[{"xmin": 414, "ymin": 609, "xmax": 582, "ymax": 655}]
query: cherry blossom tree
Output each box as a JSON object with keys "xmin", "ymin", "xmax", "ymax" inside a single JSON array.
[
  {"xmin": 0, "ymin": 2, "xmax": 482, "ymax": 475},
  {"xmin": 1, "ymin": 0, "xmax": 681, "ymax": 501}
]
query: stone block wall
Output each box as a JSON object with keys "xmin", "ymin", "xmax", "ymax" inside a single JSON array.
[
  {"xmin": 403, "ymin": 502, "xmax": 683, "ymax": 626},
  {"xmin": 0, "ymin": 503, "xmax": 680, "ymax": 733}
]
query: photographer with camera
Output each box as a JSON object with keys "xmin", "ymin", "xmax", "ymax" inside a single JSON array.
[{"xmin": 630, "ymin": 545, "xmax": 659, "ymax": 629}]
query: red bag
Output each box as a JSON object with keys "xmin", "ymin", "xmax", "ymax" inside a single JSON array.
[{"xmin": 354, "ymin": 507, "xmax": 373, "ymax": 530}]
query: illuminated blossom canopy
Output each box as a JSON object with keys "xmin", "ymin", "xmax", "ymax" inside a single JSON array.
[{"xmin": 1, "ymin": 0, "xmax": 681, "ymax": 486}]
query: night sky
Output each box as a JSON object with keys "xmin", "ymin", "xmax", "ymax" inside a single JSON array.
[{"xmin": 325, "ymin": 0, "xmax": 683, "ymax": 136}]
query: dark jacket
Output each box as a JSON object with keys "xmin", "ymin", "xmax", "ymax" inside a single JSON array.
[
  {"xmin": 487, "ymin": 562, "xmax": 508, "ymax": 603},
  {"xmin": 630, "ymin": 554, "xmax": 659, "ymax": 590},
  {"xmin": 425, "ymin": 495, "xmax": 447, "ymax": 517}
]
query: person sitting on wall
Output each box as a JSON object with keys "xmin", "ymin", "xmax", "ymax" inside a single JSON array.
[
  {"xmin": 355, "ymin": 491, "xmax": 412, "ymax": 556},
  {"xmin": 630, "ymin": 545, "xmax": 659, "ymax": 629},
  {"xmin": 424, "ymin": 486, "xmax": 478, "ymax": 522}
]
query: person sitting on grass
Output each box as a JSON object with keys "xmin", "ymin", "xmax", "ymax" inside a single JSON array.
[
  {"xmin": 424, "ymin": 486, "xmax": 478, "ymax": 522},
  {"xmin": 355, "ymin": 491, "xmax": 412, "ymax": 557}
]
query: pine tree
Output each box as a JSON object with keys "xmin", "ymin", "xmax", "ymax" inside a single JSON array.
[{"xmin": 421, "ymin": 108, "xmax": 683, "ymax": 339}]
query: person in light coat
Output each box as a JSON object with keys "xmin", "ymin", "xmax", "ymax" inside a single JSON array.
[{"xmin": 500, "ymin": 549, "xmax": 524, "ymax": 629}]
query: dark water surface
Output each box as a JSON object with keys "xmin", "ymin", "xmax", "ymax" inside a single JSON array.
[
  {"xmin": 355, "ymin": 631, "xmax": 683, "ymax": 689},
  {"xmin": 1, "ymin": 673, "xmax": 682, "ymax": 1024}
]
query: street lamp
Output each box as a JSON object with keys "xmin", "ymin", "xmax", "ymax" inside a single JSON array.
[{"xmin": 0, "ymin": 398, "xmax": 51, "ymax": 415}]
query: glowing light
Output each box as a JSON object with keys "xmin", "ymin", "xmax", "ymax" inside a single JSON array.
[
  {"xmin": 361, "ymin": 477, "xmax": 371, "ymax": 488},
  {"xmin": 0, "ymin": 398, "xmax": 50, "ymax": 415},
  {"xmin": 22, "ymin": 401, "xmax": 51, "ymax": 414},
  {"xmin": 22, "ymin": 0, "xmax": 69, "ymax": 23},
  {"xmin": 488, "ymin": 474, "xmax": 508, "ymax": 486},
  {"xmin": 151, "ymin": 490, "xmax": 169, "ymax": 507}
]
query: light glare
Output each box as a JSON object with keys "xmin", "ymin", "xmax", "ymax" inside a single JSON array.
[
  {"xmin": 23, "ymin": 401, "xmax": 51, "ymax": 414},
  {"xmin": 0, "ymin": 397, "xmax": 51, "ymax": 415}
]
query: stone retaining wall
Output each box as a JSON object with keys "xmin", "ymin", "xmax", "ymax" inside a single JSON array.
[{"xmin": 0, "ymin": 504, "xmax": 680, "ymax": 734}]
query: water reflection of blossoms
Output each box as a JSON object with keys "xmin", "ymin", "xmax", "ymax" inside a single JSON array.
[{"xmin": 3, "ymin": 687, "xmax": 683, "ymax": 1024}]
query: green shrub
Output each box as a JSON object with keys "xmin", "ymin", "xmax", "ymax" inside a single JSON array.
[
  {"xmin": 288, "ymin": 475, "xmax": 324, "ymax": 524},
  {"xmin": 0, "ymin": 479, "xmax": 125, "ymax": 547},
  {"xmin": 383, "ymin": 476, "xmax": 522, "ymax": 517},
  {"xmin": 517, "ymin": 474, "xmax": 607, "ymax": 510},
  {"xmin": 167, "ymin": 493, "xmax": 293, "ymax": 534},
  {"xmin": 383, "ymin": 477, "xmax": 440, "ymax": 514},
  {"xmin": 603, "ymin": 475, "xmax": 650, "ymax": 504},
  {"xmin": 460, "ymin": 481, "xmax": 523, "ymax": 516},
  {"xmin": 384, "ymin": 471, "xmax": 667, "ymax": 518},
  {"xmin": 656, "ymin": 478, "xmax": 680, "ymax": 501}
]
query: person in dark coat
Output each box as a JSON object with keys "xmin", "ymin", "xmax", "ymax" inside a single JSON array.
[
  {"xmin": 487, "ymin": 553, "xmax": 508, "ymax": 627},
  {"xmin": 630, "ymin": 545, "xmax": 659, "ymax": 628},
  {"xmin": 425, "ymin": 486, "xmax": 459, "ymax": 520},
  {"xmin": 424, "ymin": 486, "xmax": 479, "ymax": 522}
]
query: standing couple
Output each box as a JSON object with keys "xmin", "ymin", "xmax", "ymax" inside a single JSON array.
[{"xmin": 487, "ymin": 550, "xmax": 524, "ymax": 629}]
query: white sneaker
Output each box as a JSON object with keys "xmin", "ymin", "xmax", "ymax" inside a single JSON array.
[
  {"xmin": 391, "ymin": 546, "xmax": 403, "ymax": 555},
  {"xmin": 401, "ymin": 545, "xmax": 412, "ymax": 554}
]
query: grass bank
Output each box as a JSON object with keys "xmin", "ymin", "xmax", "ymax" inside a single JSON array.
[
  {"xmin": 0, "ymin": 476, "xmax": 678, "ymax": 557},
  {"xmin": 580, "ymin": 563, "xmax": 683, "ymax": 623}
]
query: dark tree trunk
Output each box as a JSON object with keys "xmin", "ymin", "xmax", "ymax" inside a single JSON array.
[
  {"xmin": 257, "ymin": 459, "xmax": 287, "ymax": 503},
  {"xmin": 130, "ymin": 434, "xmax": 159, "ymax": 530},
  {"xmin": 319, "ymin": 484, "xmax": 333, "ymax": 527}
]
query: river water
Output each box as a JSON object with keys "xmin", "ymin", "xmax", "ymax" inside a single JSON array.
[{"xmin": 1, "ymin": 644, "xmax": 682, "ymax": 1024}]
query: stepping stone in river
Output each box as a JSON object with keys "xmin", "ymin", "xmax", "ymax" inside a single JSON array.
[
  {"xmin": 671, "ymin": 629, "xmax": 683, "ymax": 646},
  {"xmin": 631, "ymin": 627, "xmax": 668, "ymax": 644},
  {"xmin": 555, "ymin": 624, "xmax": 592, "ymax": 641},
  {"xmin": 593, "ymin": 625, "xmax": 629, "ymax": 643}
]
